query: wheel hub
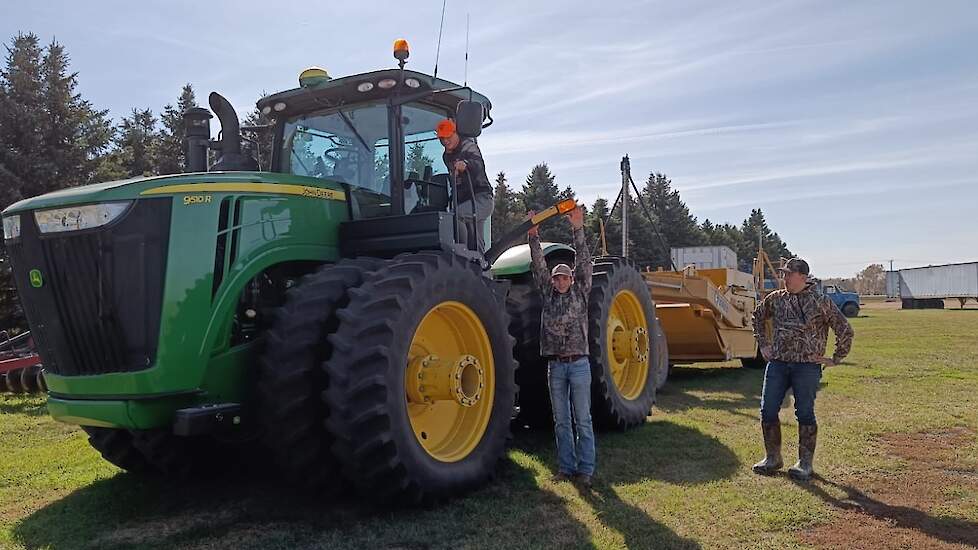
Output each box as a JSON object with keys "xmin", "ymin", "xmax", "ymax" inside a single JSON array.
[{"xmin": 407, "ymin": 353, "xmax": 485, "ymax": 407}]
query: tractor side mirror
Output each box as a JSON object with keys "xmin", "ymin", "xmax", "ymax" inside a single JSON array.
[{"xmin": 455, "ymin": 100, "xmax": 484, "ymax": 138}]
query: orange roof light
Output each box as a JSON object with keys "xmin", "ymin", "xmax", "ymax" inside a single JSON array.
[{"xmin": 394, "ymin": 38, "xmax": 410, "ymax": 61}]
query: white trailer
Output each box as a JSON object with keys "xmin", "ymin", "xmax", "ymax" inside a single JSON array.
[
  {"xmin": 670, "ymin": 246, "xmax": 738, "ymax": 270},
  {"xmin": 887, "ymin": 262, "xmax": 978, "ymax": 309}
]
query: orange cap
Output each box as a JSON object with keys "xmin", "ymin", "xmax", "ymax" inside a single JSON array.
[{"xmin": 436, "ymin": 119, "xmax": 456, "ymax": 138}]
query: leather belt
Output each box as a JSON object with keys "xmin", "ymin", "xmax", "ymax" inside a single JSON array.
[{"xmin": 551, "ymin": 355, "xmax": 585, "ymax": 363}]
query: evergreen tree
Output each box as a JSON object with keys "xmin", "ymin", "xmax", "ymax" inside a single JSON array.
[
  {"xmin": 586, "ymin": 197, "xmax": 614, "ymax": 255},
  {"xmin": 520, "ymin": 163, "xmax": 572, "ymax": 243},
  {"xmin": 490, "ymin": 171, "xmax": 522, "ymax": 243},
  {"xmin": 639, "ymin": 171, "xmax": 705, "ymax": 267},
  {"xmin": 0, "ymin": 34, "xmax": 113, "ymax": 329},
  {"xmin": 115, "ymin": 108, "xmax": 160, "ymax": 177},
  {"xmin": 405, "ymin": 142, "xmax": 433, "ymax": 178},
  {"xmin": 242, "ymin": 91, "xmax": 273, "ymax": 171},
  {"xmin": 737, "ymin": 208, "xmax": 792, "ymax": 271},
  {"xmin": 156, "ymin": 84, "xmax": 197, "ymax": 175}
]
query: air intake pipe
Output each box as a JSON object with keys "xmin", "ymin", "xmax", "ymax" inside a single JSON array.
[{"xmin": 208, "ymin": 92, "xmax": 258, "ymax": 172}]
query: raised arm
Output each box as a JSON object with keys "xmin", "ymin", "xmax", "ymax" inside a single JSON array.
[
  {"xmin": 528, "ymin": 213, "xmax": 551, "ymax": 293},
  {"xmin": 823, "ymin": 296, "xmax": 854, "ymax": 363},
  {"xmin": 563, "ymin": 207, "xmax": 591, "ymax": 295}
]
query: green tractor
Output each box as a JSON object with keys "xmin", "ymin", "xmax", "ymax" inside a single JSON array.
[{"xmin": 2, "ymin": 41, "xmax": 662, "ymax": 504}]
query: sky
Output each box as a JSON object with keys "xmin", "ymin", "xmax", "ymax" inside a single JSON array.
[{"xmin": 4, "ymin": 0, "xmax": 977, "ymax": 277}]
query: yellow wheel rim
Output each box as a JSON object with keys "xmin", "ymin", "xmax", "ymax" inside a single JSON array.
[
  {"xmin": 606, "ymin": 289, "xmax": 650, "ymax": 400},
  {"xmin": 405, "ymin": 301, "xmax": 495, "ymax": 462}
]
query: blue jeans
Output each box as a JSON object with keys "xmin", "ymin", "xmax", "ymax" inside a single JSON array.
[
  {"xmin": 548, "ymin": 357, "xmax": 596, "ymax": 476},
  {"xmin": 760, "ymin": 360, "xmax": 822, "ymax": 426}
]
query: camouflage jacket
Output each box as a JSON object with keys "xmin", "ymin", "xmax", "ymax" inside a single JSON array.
[
  {"xmin": 442, "ymin": 138, "xmax": 492, "ymax": 204},
  {"xmin": 752, "ymin": 285, "xmax": 854, "ymax": 364},
  {"xmin": 529, "ymin": 228, "xmax": 592, "ymax": 357}
]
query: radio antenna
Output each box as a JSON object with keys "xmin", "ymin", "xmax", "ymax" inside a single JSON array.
[
  {"xmin": 432, "ymin": 0, "xmax": 447, "ymax": 82},
  {"xmin": 464, "ymin": 13, "xmax": 470, "ymax": 86}
]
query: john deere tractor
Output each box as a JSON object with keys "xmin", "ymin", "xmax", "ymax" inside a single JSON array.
[{"xmin": 1, "ymin": 41, "xmax": 661, "ymax": 504}]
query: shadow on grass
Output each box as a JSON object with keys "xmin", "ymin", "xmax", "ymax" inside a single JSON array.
[
  {"xmin": 14, "ymin": 448, "xmax": 602, "ymax": 550},
  {"xmin": 513, "ymin": 419, "xmax": 740, "ymax": 485},
  {"xmin": 656, "ymin": 366, "xmax": 762, "ymax": 420},
  {"xmin": 799, "ymin": 476, "xmax": 978, "ymax": 548},
  {"xmin": 580, "ymin": 481, "xmax": 701, "ymax": 549}
]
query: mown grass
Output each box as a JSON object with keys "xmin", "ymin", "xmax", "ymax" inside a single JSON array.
[{"xmin": 1, "ymin": 307, "xmax": 976, "ymax": 549}]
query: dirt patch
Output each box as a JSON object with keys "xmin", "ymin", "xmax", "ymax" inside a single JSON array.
[{"xmin": 799, "ymin": 427, "xmax": 978, "ymax": 550}]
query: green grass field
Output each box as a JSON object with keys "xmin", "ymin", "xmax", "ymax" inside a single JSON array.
[{"xmin": 2, "ymin": 306, "xmax": 977, "ymax": 549}]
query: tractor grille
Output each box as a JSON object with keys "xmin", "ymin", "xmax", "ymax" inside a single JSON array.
[{"xmin": 7, "ymin": 199, "xmax": 172, "ymax": 376}]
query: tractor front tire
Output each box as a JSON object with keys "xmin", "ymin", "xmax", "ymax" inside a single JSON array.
[
  {"xmin": 588, "ymin": 258, "xmax": 658, "ymax": 430},
  {"xmin": 324, "ymin": 251, "xmax": 517, "ymax": 505},
  {"xmin": 82, "ymin": 427, "xmax": 152, "ymax": 473},
  {"xmin": 4, "ymin": 368, "xmax": 24, "ymax": 394},
  {"xmin": 258, "ymin": 258, "xmax": 384, "ymax": 491}
]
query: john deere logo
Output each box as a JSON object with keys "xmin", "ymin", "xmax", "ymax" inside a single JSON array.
[{"xmin": 29, "ymin": 269, "xmax": 43, "ymax": 288}]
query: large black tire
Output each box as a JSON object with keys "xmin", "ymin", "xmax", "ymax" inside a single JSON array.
[
  {"xmin": 258, "ymin": 258, "xmax": 384, "ymax": 491},
  {"xmin": 505, "ymin": 281, "xmax": 552, "ymax": 428},
  {"xmin": 588, "ymin": 257, "xmax": 658, "ymax": 430},
  {"xmin": 324, "ymin": 251, "xmax": 517, "ymax": 505},
  {"xmin": 842, "ymin": 302, "xmax": 859, "ymax": 318},
  {"xmin": 82, "ymin": 427, "xmax": 152, "ymax": 473},
  {"xmin": 652, "ymin": 318, "xmax": 670, "ymax": 391},
  {"xmin": 0, "ymin": 372, "xmax": 8, "ymax": 393}
]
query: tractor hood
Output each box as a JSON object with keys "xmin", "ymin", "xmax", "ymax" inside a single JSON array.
[{"xmin": 2, "ymin": 171, "xmax": 347, "ymax": 214}]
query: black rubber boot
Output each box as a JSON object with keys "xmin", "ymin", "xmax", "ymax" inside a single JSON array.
[
  {"xmin": 788, "ymin": 424, "xmax": 818, "ymax": 481},
  {"xmin": 751, "ymin": 422, "xmax": 784, "ymax": 475}
]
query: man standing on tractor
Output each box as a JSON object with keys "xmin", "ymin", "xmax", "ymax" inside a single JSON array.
[
  {"xmin": 527, "ymin": 206, "xmax": 596, "ymax": 488},
  {"xmin": 751, "ymin": 257, "xmax": 854, "ymax": 481},
  {"xmin": 437, "ymin": 118, "xmax": 493, "ymax": 251}
]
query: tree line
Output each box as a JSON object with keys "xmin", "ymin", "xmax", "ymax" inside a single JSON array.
[
  {"xmin": 492, "ymin": 163, "xmax": 793, "ymax": 273},
  {"xmin": 0, "ymin": 32, "xmax": 797, "ymax": 330}
]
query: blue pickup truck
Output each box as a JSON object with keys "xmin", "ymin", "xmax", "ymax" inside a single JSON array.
[{"xmin": 816, "ymin": 281, "xmax": 860, "ymax": 318}]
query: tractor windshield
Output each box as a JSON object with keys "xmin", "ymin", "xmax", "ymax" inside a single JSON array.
[{"xmin": 282, "ymin": 103, "xmax": 391, "ymax": 196}]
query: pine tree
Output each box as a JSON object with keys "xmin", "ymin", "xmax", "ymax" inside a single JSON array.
[
  {"xmin": 520, "ymin": 163, "xmax": 572, "ymax": 243},
  {"xmin": 639, "ymin": 171, "xmax": 705, "ymax": 267},
  {"xmin": 116, "ymin": 108, "xmax": 160, "ymax": 177},
  {"xmin": 738, "ymin": 208, "xmax": 792, "ymax": 271},
  {"xmin": 0, "ymin": 33, "xmax": 113, "ymax": 329},
  {"xmin": 490, "ymin": 171, "xmax": 522, "ymax": 243},
  {"xmin": 242, "ymin": 91, "xmax": 273, "ymax": 171},
  {"xmin": 406, "ymin": 142, "xmax": 433, "ymax": 178},
  {"xmin": 156, "ymin": 84, "xmax": 197, "ymax": 175}
]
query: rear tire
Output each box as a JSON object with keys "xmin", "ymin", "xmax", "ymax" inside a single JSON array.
[
  {"xmin": 505, "ymin": 281, "xmax": 552, "ymax": 428},
  {"xmin": 258, "ymin": 258, "xmax": 384, "ymax": 492},
  {"xmin": 588, "ymin": 258, "xmax": 658, "ymax": 430},
  {"xmin": 324, "ymin": 251, "xmax": 517, "ymax": 505}
]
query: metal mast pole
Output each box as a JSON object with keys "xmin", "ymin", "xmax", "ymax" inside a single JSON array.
[{"xmin": 621, "ymin": 155, "xmax": 629, "ymax": 258}]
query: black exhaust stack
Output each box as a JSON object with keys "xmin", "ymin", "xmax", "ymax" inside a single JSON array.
[
  {"xmin": 182, "ymin": 107, "xmax": 212, "ymax": 173},
  {"xmin": 207, "ymin": 92, "xmax": 258, "ymax": 172}
]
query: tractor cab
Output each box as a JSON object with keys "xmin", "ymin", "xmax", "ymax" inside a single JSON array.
[{"xmin": 196, "ymin": 40, "xmax": 493, "ymax": 259}]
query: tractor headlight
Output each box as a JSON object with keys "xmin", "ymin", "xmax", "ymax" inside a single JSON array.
[
  {"xmin": 34, "ymin": 201, "xmax": 132, "ymax": 233},
  {"xmin": 2, "ymin": 215, "xmax": 21, "ymax": 240}
]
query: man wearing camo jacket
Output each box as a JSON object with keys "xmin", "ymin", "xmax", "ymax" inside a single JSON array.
[
  {"xmin": 527, "ymin": 206, "xmax": 595, "ymax": 488},
  {"xmin": 751, "ymin": 257, "xmax": 854, "ymax": 481}
]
